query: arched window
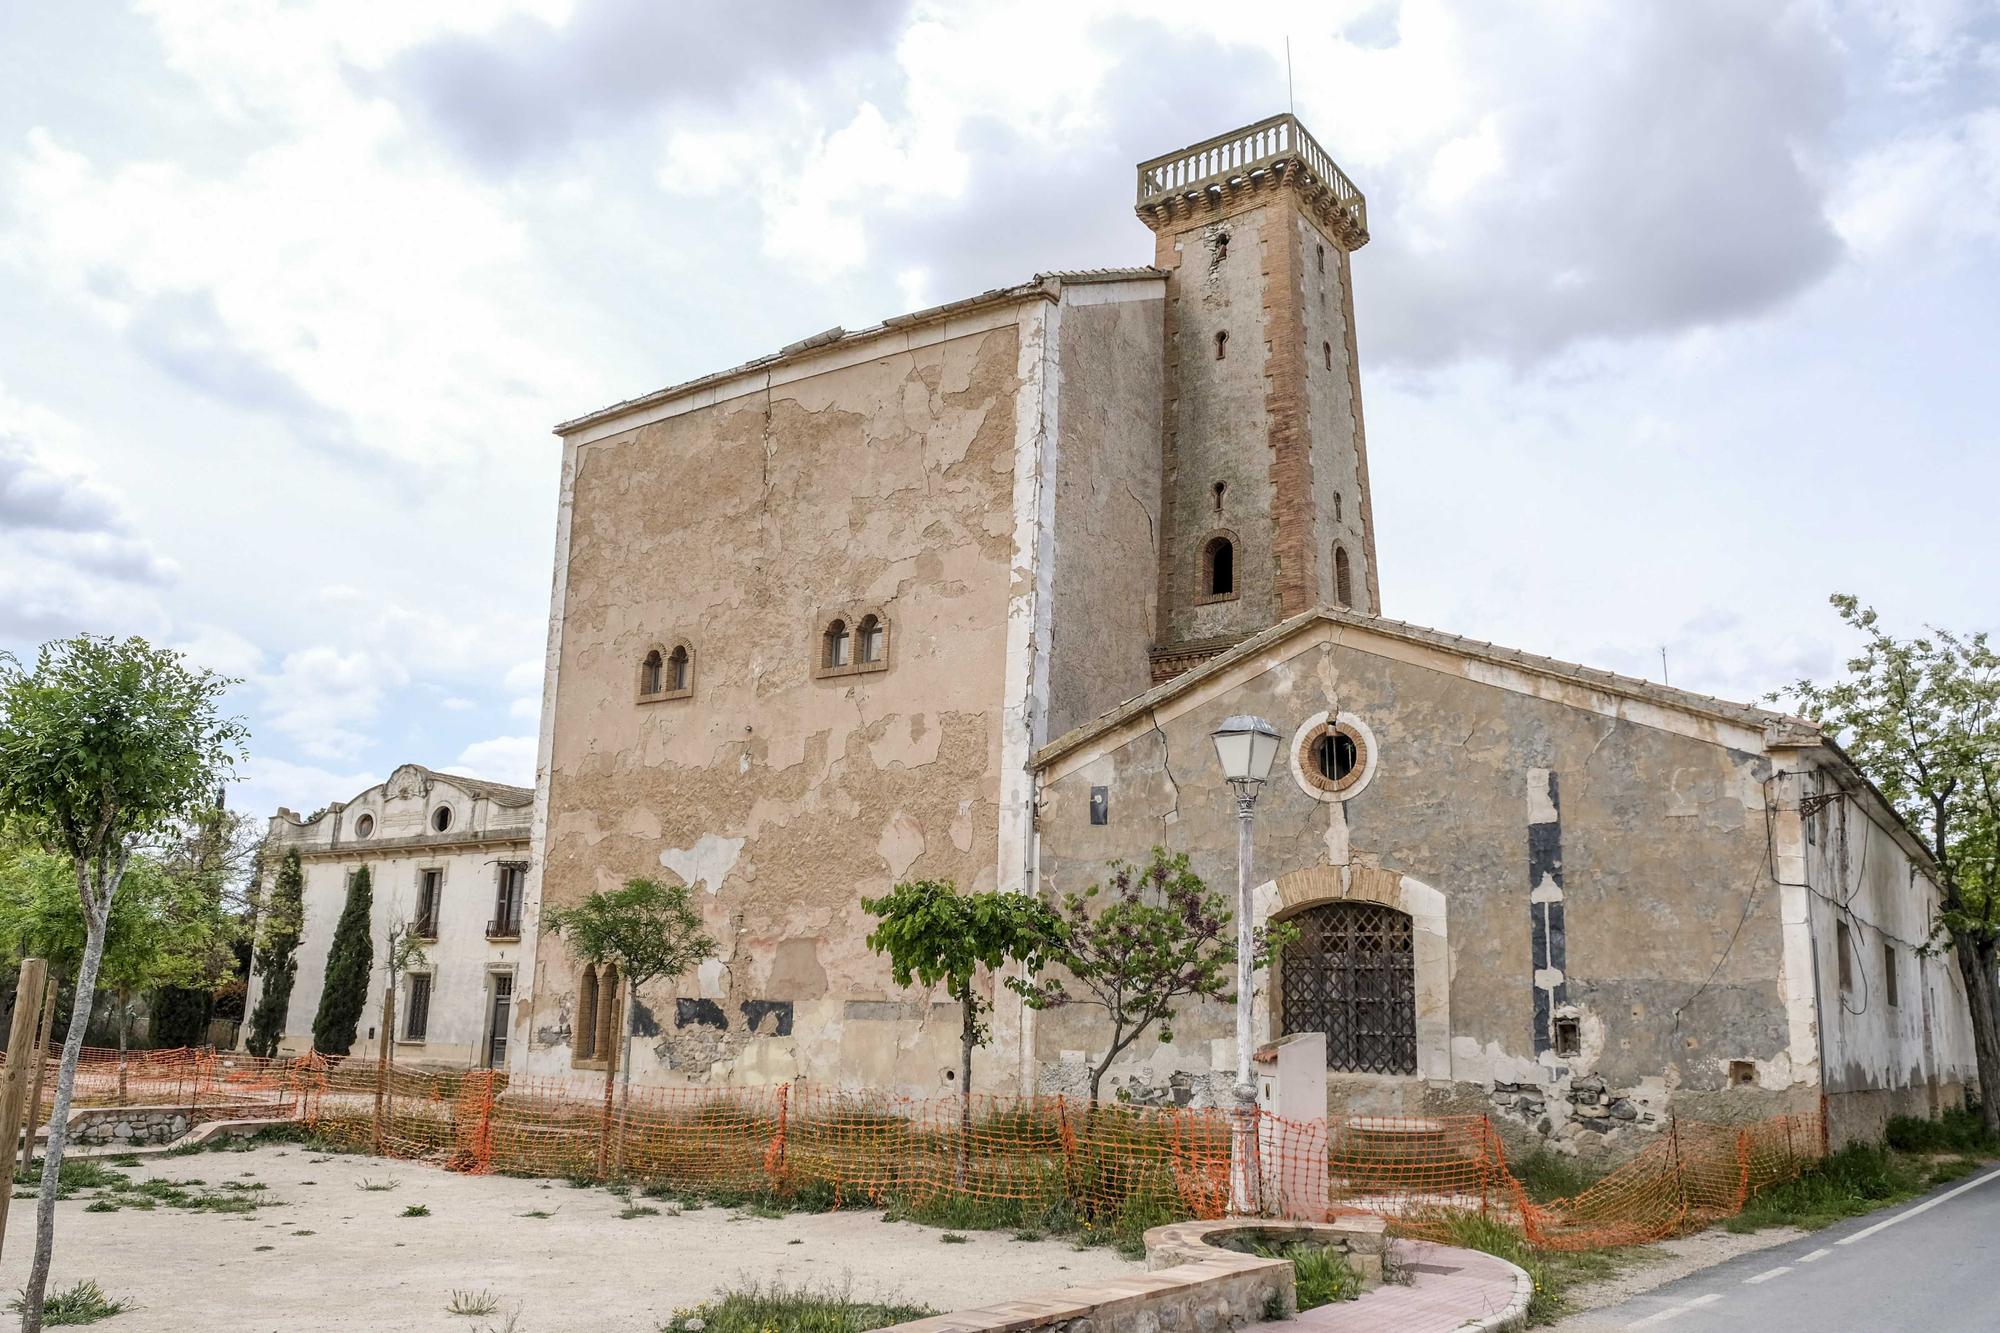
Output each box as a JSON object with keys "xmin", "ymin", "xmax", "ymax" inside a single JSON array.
[
  {"xmin": 1201, "ymin": 535, "xmax": 1235, "ymax": 599},
  {"xmin": 1334, "ymin": 544, "xmax": 1353, "ymax": 609},
  {"xmin": 858, "ymin": 614, "xmax": 885, "ymax": 665},
  {"xmin": 667, "ymin": 644, "xmax": 690, "ymax": 692},
  {"xmin": 1280, "ymin": 901, "xmax": 1416, "ymax": 1073},
  {"xmin": 639, "ymin": 649, "xmax": 664, "ymax": 697},
  {"xmin": 823, "ymin": 619, "xmax": 851, "ymax": 670},
  {"xmin": 575, "ymin": 965, "xmax": 599, "ymax": 1061},
  {"xmin": 1214, "ymin": 330, "xmax": 1228, "ymax": 360},
  {"xmin": 595, "ymin": 963, "xmax": 620, "ymax": 1065}
]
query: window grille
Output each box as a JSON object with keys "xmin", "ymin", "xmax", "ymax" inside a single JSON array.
[
  {"xmin": 405, "ymin": 974, "xmax": 433, "ymax": 1041},
  {"xmin": 1279, "ymin": 901, "xmax": 1417, "ymax": 1074}
]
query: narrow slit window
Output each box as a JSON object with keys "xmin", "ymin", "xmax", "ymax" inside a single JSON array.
[
  {"xmin": 1214, "ymin": 330, "xmax": 1228, "ymax": 360},
  {"xmin": 1334, "ymin": 544, "xmax": 1353, "ymax": 608},
  {"xmin": 1883, "ymin": 940, "xmax": 1899, "ymax": 1007},
  {"xmin": 1836, "ymin": 919, "xmax": 1853, "ymax": 992},
  {"xmin": 1324, "ymin": 341, "xmax": 1333, "ymax": 371},
  {"xmin": 1334, "ymin": 492, "xmax": 1343, "ymax": 524},
  {"xmin": 1317, "ymin": 244, "xmax": 1326, "ymax": 274}
]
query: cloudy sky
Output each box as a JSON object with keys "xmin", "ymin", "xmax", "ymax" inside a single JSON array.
[{"xmin": 1, "ymin": 1, "xmax": 1994, "ymax": 818}]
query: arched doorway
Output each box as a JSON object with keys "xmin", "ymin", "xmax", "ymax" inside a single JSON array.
[{"xmin": 1278, "ymin": 900, "xmax": 1417, "ymax": 1074}]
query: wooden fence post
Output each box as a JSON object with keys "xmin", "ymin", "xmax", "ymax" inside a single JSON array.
[
  {"xmin": 0, "ymin": 959, "xmax": 50, "ymax": 1261},
  {"xmin": 16, "ymin": 975, "xmax": 55, "ymax": 1183}
]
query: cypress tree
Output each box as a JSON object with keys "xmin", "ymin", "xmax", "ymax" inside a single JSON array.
[
  {"xmin": 310, "ymin": 863, "xmax": 373, "ymax": 1056},
  {"xmin": 245, "ymin": 848, "xmax": 305, "ymax": 1058}
]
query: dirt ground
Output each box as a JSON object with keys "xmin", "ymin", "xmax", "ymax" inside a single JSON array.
[{"xmin": 0, "ymin": 1144, "xmax": 1139, "ymax": 1332}]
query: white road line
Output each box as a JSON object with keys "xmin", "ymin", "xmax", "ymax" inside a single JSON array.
[
  {"xmin": 1628, "ymin": 1293, "xmax": 1725, "ymax": 1328},
  {"xmin": 1743, "ymin": 1265, "xmax": 1792, "ymax": 1284},
  {"xmin": 1797, "ymin": 1247, "xmax": 1832, "ymax": 1264},
  {"xmin": 1835, "ymin": 1165, "xmax": 2000, "ymax": 1247}
]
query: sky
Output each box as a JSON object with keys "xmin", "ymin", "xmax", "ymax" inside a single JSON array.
[{"xmin": 0, "ymin": 1, "xmax": 1994, "ymax": 820}]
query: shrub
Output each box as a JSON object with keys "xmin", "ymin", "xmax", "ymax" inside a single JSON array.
[{"xmin": 9, "ymin": 1279, "xmax": 126, "ymax": 1326}]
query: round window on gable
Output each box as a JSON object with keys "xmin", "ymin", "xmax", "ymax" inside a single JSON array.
[
  {"xmin": 1290, "ymin": 712, "xmax": 1377, "ymax": 802},
  {"xmin": 431, "ymin": 805, "xmax": 454, "ymax": 833},
  {"xmin": 354, "ymin": 813, "xmax": 374, "ymax": 839}
]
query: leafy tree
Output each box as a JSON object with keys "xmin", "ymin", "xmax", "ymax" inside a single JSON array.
[
  {"xmin": 149, "ymin": 796, "xmax": 259, "ymax": 1047},
  {"xmin": 245, "ymin": 848, "xmax": 305, "ymax": 1058},
  {"xmin": 542, "ymin": 877, "xmax": 718, "ymax": 1174},
  {"xmin": 1015, "ymin": 848, "xmax": 1292, "ymax": 1106},
  {"xmin": 1780, "ymin": 595, "xmax": 2000, "ymax": 1133},
  {"xmin": 862, "ymin": 879, "xmax": 1059, "ymax": 1174},
  {"xmin": 311, "ymin": 865, "xmax": 374, "ymax": 1056},
  {"xmin": 0, "ymin": 634, "xmax": 245, "ymax": 1333}
]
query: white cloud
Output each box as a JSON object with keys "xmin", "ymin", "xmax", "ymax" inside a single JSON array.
[
  {"xmin": 455, "ymin": 734, "xmax": 536, "ymax": 786},
  {"xmin": 508, "ymin": 695, "xmax": 540, "ymax": 721},
  {"xmin": 259, "ymin": 645, "xmax": 407, "ymax": 761},
  {"xmin": 171, "ymin": 625, "xmax": 267, "ymax": 678},
  {"xmin": 441, "ymin": 696, "xmax": 476, "ymax": 711},
  {"xmin": 1833, "ymin": 109, "xmax": 2000, "ymax": 261},
  {"xmin": 233, "ymin": 754, "xmax": 381, "ymax": 822}
]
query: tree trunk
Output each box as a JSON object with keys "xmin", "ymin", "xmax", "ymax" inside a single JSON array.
[
  {"xmin": 957, "ymin": 979, "xmax": 974, "ymax": 1191},
  {"xmin": 115, "ymin": 989, "xmax": 130, "ymax": 1106},
  {"xmin": 595, "ymin": 988, "xmax": 619, "ymax": 1180},
  {"xmin": 1952, "ymin": 930, "xmax": 2000, "ymax": 1135},
  {"xmin": 613, "ymin": 984, "xmax": 634, "ymax": 1178},
  {"xmin": 21, "ymin": 910, "xmax": 111, "ymax": 1331}
]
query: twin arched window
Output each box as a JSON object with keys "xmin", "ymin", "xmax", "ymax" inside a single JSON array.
[
  {"xmin": 638, "ymin": 641, "xmax": 696, "ymax": 701},
  {"xmin": 573, "ymin": 961, "xmax": 620, "ymax": 1065},
  {"xmin": 817, "ymin": 610, "xmax": 890, "ymax": 679}
]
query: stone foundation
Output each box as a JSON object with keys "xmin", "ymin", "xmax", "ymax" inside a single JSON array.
[{"xmin": 68, "ymin": 1106, "xmax": 194, "ymax": 1147}]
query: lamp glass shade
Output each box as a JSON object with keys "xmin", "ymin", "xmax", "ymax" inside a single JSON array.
[{"xmin": 1212, "ymin": 714, "xmax": 1281, "ymax": 783}]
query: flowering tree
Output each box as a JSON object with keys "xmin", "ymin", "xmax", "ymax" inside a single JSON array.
[{"xmin": 1015, "ymin": 848, "xmax": 1292, "ymax": 1106}]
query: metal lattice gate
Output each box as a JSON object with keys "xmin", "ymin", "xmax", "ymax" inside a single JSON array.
[{"xmin": 1279, "ymin": 901, "xmax": 1417, "ymax": 1074}]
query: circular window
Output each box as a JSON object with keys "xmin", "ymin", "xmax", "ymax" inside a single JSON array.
[
  {"xmin": 1289, "ymin": 711, "xmax": 1377, "ymax": 802},
  {"xmin": 354, "ymin": 813, "xmax": 375, "ymax": 838},
  {"xmin": 431, "ymin": 806, "xmax": 454, "ymax": 833}
]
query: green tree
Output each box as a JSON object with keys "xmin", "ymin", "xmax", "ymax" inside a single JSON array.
[
  {"xmin": 862, "ymin": 879, "xmax": 1058, "ymax": 1175},
  {"xmin": 542, "ymin": 877, "xmax": 718, "ymax": 1174},
  {"xmin": 0, "ymin": 634, "xmax": 245, "ymax": 1333},
  {"xmin": 148, "ymin": 796, "xmax": 258, "ymax": 1047},
  {"xmin": 245, "ymin": 848, "xmax": 305, "ymax": 1058},
  {"xmin": 312, "ymin": 865, "xmax": 374, "ymax": 1056},
  {"xmin": 1015, "ymin": 848, "xmax": 1292, "ymax": 1106},
  {"xmin": 1780, "ymin": 595, "xmax": 2000, "ymax": 1133}
]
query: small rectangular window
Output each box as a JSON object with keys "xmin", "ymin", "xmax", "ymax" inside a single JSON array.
[
  {"xmin": 1836, "ymin": 919, "xmax": 1853, "ymax": 992},
  {"xmin": 1552, "ymin": 1016, "xmax": 1581, "ymax": 1057},
  {"xmin": 1883, "ymin": 940, "xmax": 1899, "ymax": 1008},
  {"xmin": 405, "ymin": 974, "xmax": 433, "ymax": 1041}
]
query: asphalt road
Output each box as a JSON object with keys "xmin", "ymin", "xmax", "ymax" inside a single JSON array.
[{"xmin": 1567, "ymin": 1163, "xmax": 2000, "ymax": 1331}]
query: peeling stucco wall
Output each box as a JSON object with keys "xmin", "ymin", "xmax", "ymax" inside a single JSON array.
[
  {"xmin": 1046, "ymin": 283, "xmax": 1165, "ymax": 738},
  {"xmin": 1033, "ymin": 623, "xmax": 1835, "ymax": 1157}
]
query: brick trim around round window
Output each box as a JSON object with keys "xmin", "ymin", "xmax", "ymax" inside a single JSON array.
[{"xmin": 1289, "ymin": 710, "xmax": 1377, "ymax": 802}]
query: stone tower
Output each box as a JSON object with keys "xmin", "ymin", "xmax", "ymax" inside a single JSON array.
[{"xmin": 1137, "ymin": 116, "xmax": 1381, "ymax": 682}]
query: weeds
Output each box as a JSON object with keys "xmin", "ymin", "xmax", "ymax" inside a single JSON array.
[
  {"xmin": 356, "ymin": 1178, "xmax": 400, "ymax": 1192},
  {"xmin": 1885, "ymin": 1108, "xmax": 2000, "ymax": 1155},
  {"xmin": 1509, "ymin": 1149, "xmax": 1602, "ymax": 1205},
  {"xmin": 519, "ymin": 1209, "xmax": 556, "ymax": 1219},
  {"xmin": 447, "ymin": 1290, "xmax": 502, "ymax": 1317},
  {"xmin": 1726, "ymin": 1143, "xmax": 1988, "ymax": 1233},
  {"xmin": 618, "ymin": 1204, "xmax": 660, "ymax": 1219},
  {"xmin": 660, "ymin": 1279, "xmax": 934, "ymax": 1333},
  {"xmin": 9, "ymin": 1279, "xmax": 127, "ymax": 1326},
  {"xmin": 939, "ymin": 1233, "xmax": 969, "ymax": 1244},
  {"xmin": 400, "ymin": 1204, "xmax": 431, "ymax": 1217}
]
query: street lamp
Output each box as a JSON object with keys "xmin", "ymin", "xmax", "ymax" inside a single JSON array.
[{"xmin": 1211, "ymin": 714, "xmax": 1279, "ymax": 1215}]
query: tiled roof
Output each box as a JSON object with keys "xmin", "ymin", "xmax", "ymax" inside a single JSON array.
[
  {"xmin": 1036, "ymin": 605, "xmax": 1822, "ymax": 769},
  {"xmin": 413, "ymin": 765, "xmax": 534, "ymax": 807},
  {"xmin": 555, "ymin": 270, "xmax": 1167, "ymax": 435}
]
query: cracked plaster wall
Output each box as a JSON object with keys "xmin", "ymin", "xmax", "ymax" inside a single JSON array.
[
  {"xmin": 1034, "ymin": 632, "xmax": 1828, "ymax": 1158},
  {"xmin": 524, "ymin": 322, "xmax": 1033, "ymax": 1093}
]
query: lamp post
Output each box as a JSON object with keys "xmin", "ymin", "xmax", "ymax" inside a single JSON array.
[{"xmin": 1211, "ymin": 714, "xmax": 1280, "ymax": 1216}]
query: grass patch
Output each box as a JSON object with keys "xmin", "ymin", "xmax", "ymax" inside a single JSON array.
[
  {"xmin": 618, "ymin": 1204, "xmax": 661, "ymax": 1219},
  {"xmin": 355, "ymin": 1177, "xmax": 400, "ymax": 1192},
  {"xmin": 400, "ymin": 1204, "xmax": 431, "ymax": 1217},
  {"xmin": 1726, "ymin": 1142, "xmax": 1987, "ymax": 1233},
  {"xmin": 448, "ymin": 1290, "xmax": 502, "ymax": 1317},
  {"xmin": 16, "ymin": 1159, "xmax": 125, "ymax": 1198},
  {"xmin": 1885, "ymin": 1108, "xmax": 2000, "ymax": 1155},
  {"xmin": 1510, "ymin": 1149, "xmax": 1602, "ymax": 1205},
  {"xmin": 939, "ymin": 1232, "xmax": 968, "ymax": 1244},
  {"xmin": 519, "ymin": 1209, "xmax": 556, "ymax": 1219},
  {"xmin": 660, "ymin": 1279, "xmax": 934, "ymax": 1333},
  {"xmin": 10, "ymin": 1278, "xmax": 127, "ymax": 1325},
  {"xmin": 82, "ymin": 1200, "xmax": 118, "ymax": 1214}
]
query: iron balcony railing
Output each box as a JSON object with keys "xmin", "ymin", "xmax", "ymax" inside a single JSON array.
[{"xmin": 486, "ymin": 915, "xmax": 521, "ymax": 940}]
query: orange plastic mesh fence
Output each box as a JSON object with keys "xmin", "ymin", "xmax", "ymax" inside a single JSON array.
[{"xmin": 28, "ymin": 1049, "xmax": 1822, "ymax": 1252}]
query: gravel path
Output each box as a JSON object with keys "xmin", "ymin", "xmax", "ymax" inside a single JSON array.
[{"xmin": 0, "ymin": 1144, "xmax": 1138, "ymax": 1332}]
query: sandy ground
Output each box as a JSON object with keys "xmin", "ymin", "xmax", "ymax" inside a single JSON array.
[
  {"xmin": 0, "ymin": 1145, "xmax": 1139, "ymax": 1333},
  {"xmin": 1544, "ymin": 1223, "xmax": 1807, "ymax": 1328}
]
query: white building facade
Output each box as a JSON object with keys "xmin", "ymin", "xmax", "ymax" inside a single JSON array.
[{"xmin": 243, "ymin": 764, "xmax": 531, "ymax": 1067}]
